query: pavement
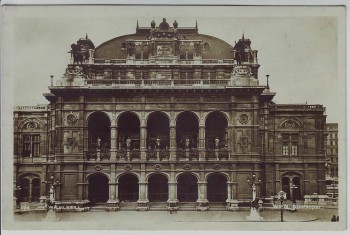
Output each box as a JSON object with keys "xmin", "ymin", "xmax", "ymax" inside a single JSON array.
[{"xmin": 12, "ymin": 207, "xmax": 339, "ymax": 230}]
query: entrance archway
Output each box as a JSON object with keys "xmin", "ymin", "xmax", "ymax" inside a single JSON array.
[
  {"xmin": 148, "ymin": 174, "xmax": 168, "ymax": 202},
  {"xmin": 118, "ymin": 174, "xmax": 139, "ymax": 202},
  {"xmin": 88, "ymin": 112, "xmax": 111, "ymax": 148},
  {"xmin": 88, "ymin": 173, "xmax": 109, "ymax": 204},
  {"xmin": 176, "ymin": 112, "xmax": 199, "ymax": 148},
  {"xmin": 177, "ymin": 173, "xmax": 198, "ymax": 202},
  {"xmin": 207, "ymin": 173, "xmax": 227, "ymax": 202},
  {"xmin": 118, "ymin": 112, "xmax": 140, "ymax": 149},
  {"xmin": 205, "ymin": 112, "xmax": 228, "ymax": 149},
  {"xmin": 147, "ymin": 112, "xmax": 169, "ymax": 149}
]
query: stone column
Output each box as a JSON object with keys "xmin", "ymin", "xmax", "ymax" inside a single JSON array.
[
  {"xmin": 167, "ymin": 166, "xmax": 178, "ymax": 210},
  {"xmin": 140, "ymin": 125, "xmax": 147, "ymax": 160},
  {"xmin": 199, "ymin": 125, "xmax": 206, "ymax": 160},
  {"xmin": 169, "ymin": 126, "xmax": 176, "ymax": 160},
  {"xmin": 196, "ymin": 181, "xmax": 208, "ymax": 211},
  {"xmin": 106, "ymin": 166, "xmax": 119, "ymax": 211},
  {"xmin": 29, "ymin": 181, "xmax": 33, "ymax": 202},
  {"xmin": 137, "ymin": 165, "xmax": 149, "ymax": 211},
  {"xmin": 110, "ymin": 126, "xmax": 118, "ymax": 160}
]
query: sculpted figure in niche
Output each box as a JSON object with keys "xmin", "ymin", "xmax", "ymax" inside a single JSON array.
[
  {"xmin": 156, "ymin": 137, "xmax": 161, "ymax": 149},
  {"xmin": 185, "ymin": 137, "xmax": 190, "ymax": 148},
  {"xmin": 97, "ymin": 137, "xmax": 101, "ymax": 148},
  {"xmin": 215, "ymin": 137, "xmax": 220, "ymax": 148},
  {"xmin": 126, "ymin": 137, "xmax": 131, "ymax": 149}
]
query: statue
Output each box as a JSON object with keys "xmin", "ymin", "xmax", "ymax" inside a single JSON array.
[
  {"xmin": 159, "ymin": 18, "xmax": 170, "ymax": 30},
  {"xmin": 151, "ymin": 20, "xmax": 156, "ymax": 29},
  {"xmin": 70, "ymin": 43, "xmax": 85, "ymax": 64},
  {"xmin": 215, "ymin": 137, "xmax": 220, "ymax": 148},
  {"xmin": 126, "ymin": 137, "xmax": 131, "ymax": 149},
  {"xmin": 185, "ymin": 137, "xmax": 190, "ymax": 148},
  {"xmin": 173, "ymin": 20, "xmax": 178, "ymax": 29},
  {"xmin": 156, "ymin": 138, "xmax": 161, "ymax": 148},
  {"xmin": 97, "ymin": 137, "xmax": 101, "ymax": 148}
]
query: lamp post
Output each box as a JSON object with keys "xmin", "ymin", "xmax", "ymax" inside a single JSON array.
[
  {"xmin": 42, "ymin": 174, "xmax": 60, "ymax": 221},
  {"xmin": 277, "ymin": 190, "xmax": 286, "ymax": 222},
  {"xmin": 246, "ymin": 172, "xmax": 263, "ymax": 221}
]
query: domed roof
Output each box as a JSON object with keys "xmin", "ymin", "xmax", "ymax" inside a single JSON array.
[{"xmin": 94, "ymin": 25, "xmax": 234, "ymax": 60}]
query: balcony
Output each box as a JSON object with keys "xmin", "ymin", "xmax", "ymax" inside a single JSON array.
[
  {"xmin": 91, "ymin": 58, "xmax": 235, "ymax": 65},
  {"xmin": 85, "ymin": 79, "xmax": 230, "ymax": 87}
]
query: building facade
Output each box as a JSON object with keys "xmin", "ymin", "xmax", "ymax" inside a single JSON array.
[
  {"xmin": 325, "ymin": 123, "xmax": 338, "ymax": 199},
  {"xmin": 13, "ymin": 18, "xmax": 328, "ymax": 211}
]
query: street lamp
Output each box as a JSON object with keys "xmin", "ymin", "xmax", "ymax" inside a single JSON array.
[
  {"xmin": 42, "ymin": 174, "xmax": 60, "ymax": 221},
  {"xmin": 246, "ymin": 173, "xmax": 263, "ymax": 221},
  {"xmin": 277, "ymin": 190, "xmax": 287, "ymax": 222}
]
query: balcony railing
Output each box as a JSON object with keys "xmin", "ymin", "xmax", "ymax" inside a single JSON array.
[
  {"xmin": 271, "ymin": 104, "xmax": 325, "ymax": 112},
  {"xmin": 92, "ymin": 58, "xmax": 235, "ymax": 65},
  {"xmin": 85, "ymin": 79, "xmax": 230, "ymax": 87}
]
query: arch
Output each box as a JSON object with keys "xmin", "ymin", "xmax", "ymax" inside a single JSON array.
[
  {"xmin": 118, "ymin": 173, "xmax": 139, "ymax": 202},
  {"xmin": 116, "ymin": 172, "xmax": 140, "ymax": 182},
  {"xmin": 205, "ymin": 172, "xmax": 230, "ymax": 181},
  {"xmin": 175, "ymin": 111, "xmax": 200, "ymax": 123},
  {"xmin": 146, "ymin": 172, "xmax": 171, "ymax": 181},
  {"xmin": 18, "ymin": 118, "xmax": 46, "ymax": 130},
  {"xmin": 86, "ymin": 172, "xmax": 110, "ymax": 182},
  {"xmin": 88, "ymin": 173, "xmax": 109, "ymax": 204},
  {"xmin": 86, "ymin": 111, "xmax": 112, "ymax": 125},
  {"xmin": 18, "ymin": 172, "xmax": 41, "ymax": 179},
  {"xmin": 147, "ymin": 111, "xmax": 170, "ymax": 149},
  {"xmin": 148, "ymin": 174, "xmax": 169, "ymax": 202},
  {"xmin": 88, "ymin": 111, "xmax": 111, "ymax": 148},
  {"xmin": 281, "ymin": 172, "xmax": 303, "ymax": 200},
  {"xmin": 118, "ymin": 112, "xmax": 140, "ymax": 149},
  {"xmin": 204, "ymin": 111, "xmax": 229, "ymax": 124},
  {"xmin": 205, "ymin": 111, "xmax": 228, "ymax": 149},
  {"xmin": 176, "ymin": 111, "xmax": 199, "ymax": 148},
  {"xmin": 207, "ymin": 173, "xmax": 228, "ymax": 202},
  {"xmin": 177, "ymin": 173, "xmax": 198, "ymax": 202},
  {"xmin": 278, "ymin": 118, "xmax": 303, "ymax": 129}
]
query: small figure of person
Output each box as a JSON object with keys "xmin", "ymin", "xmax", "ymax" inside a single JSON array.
[
  {"xmin": 185, "ymin": 137, "xmax": 190, "ymax": 148},
  {"xmin": 336, "ymin": 216, "xmax": 339, "ymax": 222},
  {"xmin": 215, "ymin": 137, "xmax": 220, "ymax": 148},
  {"xmin": 331, "ymin": 215, "xmax": 337, "ymax": 222},
  {"xmin": 97, "ymin": 137, "xmax": 101, "ymax": 148},
  {"xmin": 126, "ymin": 137, "xmax": 131, "ymax": 149}
]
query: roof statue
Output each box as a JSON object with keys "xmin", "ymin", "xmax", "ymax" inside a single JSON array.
[{"xmin": 159, "ymin": 18, "xmax": 170, "ymax": 30}]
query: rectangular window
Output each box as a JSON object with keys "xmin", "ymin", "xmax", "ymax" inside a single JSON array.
[
  {"xmin": 282, "ymin": 142, "xmax": 289, "ymax": 156},
  {"xmin": 22, "ymin": 134, "xmax": 40, "ymax": 157},
  {"xmin": 291, "ymin": 142, "xmax": 298, "ymax": 155}
]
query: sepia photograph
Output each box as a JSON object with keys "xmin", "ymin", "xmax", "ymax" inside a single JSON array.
[{"xmin": 1, "ymin": 1, "xmax": 347, "ymax": 232}]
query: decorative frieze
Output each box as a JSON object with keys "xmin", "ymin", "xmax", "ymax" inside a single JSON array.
[
  {"xmin": 86, "ymin": 97, "xmax": 112, "ymax": 102},
  {"xmin": 116, "ymin": 97, "xmax": 141, "ymax": 102}
]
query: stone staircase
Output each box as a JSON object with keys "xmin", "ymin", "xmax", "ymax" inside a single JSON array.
[
  {"xmin": 119, "ymin": 202, "xmax": 137, "ymax": 211},
  {"xmin": 208, "ymin": 202, "xmax": 227, "ymax": 211},
  {"xmin": 89, "ymin": 203, "xmax": 107, "ymax": 212},
  {"xmin": 178, "ymin": 202, "xmax": 197, "ymax": 211},
  {"xmin": 149, "ymin": 202, "xmax": 168, "ymax": 211}
]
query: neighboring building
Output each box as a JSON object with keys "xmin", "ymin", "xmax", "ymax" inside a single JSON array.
[
  {"xmin": 13, "ymin": 18, "xmax": 328, "ymax": 211},
  {"xmin": 325, "ymin": 123, "xmax": 338, "ymax": 198}
]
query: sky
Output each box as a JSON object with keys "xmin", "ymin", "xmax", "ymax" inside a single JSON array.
[{"xmin": 1, "ymin": 5, "xmax": 345, "ymax": 123}]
